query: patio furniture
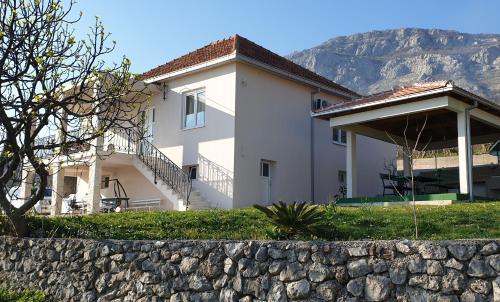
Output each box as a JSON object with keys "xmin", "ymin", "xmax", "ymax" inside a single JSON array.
[
  {"xmin": 127, "ymin": 198, "xmax": 161, "ymax": 211},
  {"xmin": 380, "ymin": 173, "xmax": 411, "ymax": 196},
  {"xmin": 64, "ymin": 194, "xmax": 87, "ymax": 214},
  {"xmin": 100, "ymin": 178, "xmax": 129, "ymax": 213},
  {"xmin": 101, "ymin": 197, "xmax": 128, "ymax": 213},
  {"xmin": 420, "ymin": 169, "xmax": 457, "ymax": 194}
]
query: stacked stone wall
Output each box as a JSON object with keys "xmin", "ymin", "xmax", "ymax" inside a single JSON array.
[{"xmin": 0, "ymin": 237, "xmax": 498, "ymax": 301}]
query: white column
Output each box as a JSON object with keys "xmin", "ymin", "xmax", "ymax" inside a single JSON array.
[
  {"xmin": 87, "ymin": 157, "xmax": 102, "ymax": 213},
  {"xmin": 50, "ymin": 164, "xmax": 65, "ymax": 216},
  {"xmin": 19, "ymin": 123, "xmax": 37, "ymax": 204},
  {"xmin": 403, "ymin": 153, "xmax": 411, "ymax": 177},
  {"xmin": 19, "ymin": 169, "xmax": 34, "ymax": 203},
  {"xmin": 457, "ymin": 111, "xmax": 473, "ymax": 199},
  {"xmin": 50, "ymin": 108, "xmax": 68, "ymax": 215},
  {"xmin": 346, "ymin": 130, "xmax": 357, "ymax": 198},
  {"xmin": 87, "ymin": 107, "xmax": 104, "ymax": 213}
]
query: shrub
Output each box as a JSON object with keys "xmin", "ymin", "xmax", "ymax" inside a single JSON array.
[
  {"xmin": 0, "ymin": 289, "xmax": 46, "ymax": 302},
  {"xmin": 253, "ymin": 201, "xmax": 329, "ymax": 239}
]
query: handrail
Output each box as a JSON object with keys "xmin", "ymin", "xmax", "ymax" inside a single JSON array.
[
  {"xmin": 34, "ymin": 127, "xmax": 193, "ymax": 206},
  {"xmin": 134, "ymin": 134, "xmax": 192, "ymax": 206}
]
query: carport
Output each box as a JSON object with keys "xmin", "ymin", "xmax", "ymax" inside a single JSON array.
[{"xmin": 313, "ymin": 81, "xmax": 500, "ymax": 201}]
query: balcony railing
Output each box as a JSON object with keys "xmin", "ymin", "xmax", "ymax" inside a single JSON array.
[{"xmin": 34, "ymin": 128, "xmax": 192, "ymax": 204}]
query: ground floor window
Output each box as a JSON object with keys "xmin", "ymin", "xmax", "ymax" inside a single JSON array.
[
  {"xmin": 333, "ymin": 128, "xmax": 347, "ymax": 145},
  {"xmin": 338, "ymin": 170, "xmax": 346, "ymax": 184}
]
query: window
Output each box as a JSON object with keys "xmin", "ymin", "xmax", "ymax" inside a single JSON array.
[
  {"xmin": 183, "ymin": 90, "xmax": 205, "ymax": 129},
  {"xmin": 338, "ymin": 170, "xmax": 346, "ymax": 184},
  {"xmin": 312, "ymin": 98, "xmax": 330, "ymax": 111},
  {"xmin": 101, "ymin": 176, "xmax": 110, "ymax": 188},
  {"xmin": 332, "ymin": 128, "xmax": 347, "ymax": 145},
  {"xmin": 260, "ymin": 161, "xmax": 270, "ymax": 177}
]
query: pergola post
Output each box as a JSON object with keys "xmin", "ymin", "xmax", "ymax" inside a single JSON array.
[
  {"xmin": 457, "ymin": 110, "xmax": 474, "ymax": 200},
  {"xmin": 346, "ymin": 130, "xmax": 357, "ymax": 198}
]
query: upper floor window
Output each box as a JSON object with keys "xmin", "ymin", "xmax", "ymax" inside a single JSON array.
[
  {"xmin": 332, "ymin": 128, "xmax": 347, "ymax": 145},
  {"xmin": 312, "ymin": 98, "xmax": 331, "ymax": 111},
  {"xmin": 183, "ymin": 90, "xmax": 205, "ymax": 129}
]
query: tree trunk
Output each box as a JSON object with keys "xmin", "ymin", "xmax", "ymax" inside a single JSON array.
[{"xmin": 9, "ymin": 214, "xmax": 28, "ymax": 237}]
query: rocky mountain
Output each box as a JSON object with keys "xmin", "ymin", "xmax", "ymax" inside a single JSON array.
[{"xmin": 288, "ymin": 28, "xmax": 500, "ymax": 102}]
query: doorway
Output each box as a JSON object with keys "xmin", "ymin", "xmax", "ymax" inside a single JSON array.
[
  {"xmin": 260, "ymin": 160, "xmax": 272, "ymax": 203},
  {"xmin": 142, "ymin": 107, "xmax": 155, "ymax": 143}
]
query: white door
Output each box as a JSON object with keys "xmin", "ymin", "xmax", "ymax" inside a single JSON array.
[
  {"xmin": 144, "ymin": 107, "xmax": 155, "ymax": 143},
  {"xmin": 260, "ymin": 161, "xmax": 271, "ymax": 203}
]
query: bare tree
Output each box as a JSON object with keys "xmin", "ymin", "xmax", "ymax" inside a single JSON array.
[
  {"xmin": 386, "ymin": 115, "xmax": 431, "ymax": 239},
  {"xmin": 0, "ymin": 0, "xmax": 147, "ymax": 236}
]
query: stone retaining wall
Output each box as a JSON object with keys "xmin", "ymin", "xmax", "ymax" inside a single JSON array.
[{"xmin": 0, "ymin": 237, "xmax": 498, "ymax": 301}]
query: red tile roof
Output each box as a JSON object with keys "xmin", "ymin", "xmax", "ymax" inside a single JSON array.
[
  {"xmin": 315, "ymin": 80, "xmax": 454, "ymax": 113},
  {"xmin": 141, "ymin": 35, "xmax": 359, "ymax": 97}
]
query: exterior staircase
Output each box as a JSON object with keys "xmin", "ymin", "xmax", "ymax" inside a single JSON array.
[
  {"xmin": 187, "ymin": 190, "xmax": 212, "ymax": 210},
  {"xmin": 128, "ymin": 132, "xmax": 213, "ymax": 211}
]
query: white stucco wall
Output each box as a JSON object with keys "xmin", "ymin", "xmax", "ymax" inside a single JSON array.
[
  {"xmin": 68, "ymin": 163, "xmax": 174, "ymax": 209},
  {"xmin": 146, "ymin": 63, "xmax": 237, "ymax": 209},
  {"xmin": 234, "ymin": 63, "xmax": 344, "ymax": 207},
  {"xmin": 233, "ymin": 62, "xmax": 394, "ymax": 207},
  {"xmin": 313, "ymin": 120, "xmax": 396, "ymax": 202}
]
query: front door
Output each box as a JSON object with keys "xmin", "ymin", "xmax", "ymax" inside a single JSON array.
[
  {"xmin": 260, "ymin": 160, "xmax": 271, "ymax": 203},
  {"xmin": 145, "ymin": 107, "xmax": 155, "ymax": 143}
]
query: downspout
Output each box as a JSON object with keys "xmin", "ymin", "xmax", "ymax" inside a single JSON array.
[
  {"xmin": 310, "ymin": 88, "xmax": 321, "ymax": 202},
  {"xmin": 465, "ymin": 100, "xmax": 478, "ymax": 202}
]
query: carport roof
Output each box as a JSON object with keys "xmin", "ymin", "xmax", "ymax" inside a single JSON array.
[
  {"xmin": 313, "ymin": 80, "xmax": 500, "ymax": 119},
  {"xmin": 312, "ymin": 80, "xmax": 500, "ymax": 150}
]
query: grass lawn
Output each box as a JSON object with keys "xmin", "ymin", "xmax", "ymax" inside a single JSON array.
[
  {"xmin": 1, "ymin": 202, "xmax": 498, "ymax": 240},
  {"xmin": 0, "ymin": 288, "xmax": 46, "ymax": 302}
]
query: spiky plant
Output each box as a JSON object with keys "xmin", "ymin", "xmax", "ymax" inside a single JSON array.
[{"xmin": 253, "ymin": 201, "xmax": 328, "ymax": 239}]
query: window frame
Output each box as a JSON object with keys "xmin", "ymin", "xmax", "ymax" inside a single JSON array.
[
  {"xmin": 332, "ymin": 128, "xmax": 347, "ymax": 146},
  {"xmin": 182, "ymin": 89, "xmax": 206, "ymax": 130},
  {"xmin": 260, "ymin": 161, "xmax": 271, "ymax": 178},
  {"xmin": 338, "ymin": 170, "xmax": 346, "ymax": 184}
]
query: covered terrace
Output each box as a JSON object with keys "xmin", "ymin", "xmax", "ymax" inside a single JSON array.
[{"xmin": 313, "ymin": 80, "xmax": 500, "ymax": 202}]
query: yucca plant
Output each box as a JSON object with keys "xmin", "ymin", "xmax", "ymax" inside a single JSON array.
[{"xmin": 253, "ymin": 201, "xmax": 328, "ymax": 239}]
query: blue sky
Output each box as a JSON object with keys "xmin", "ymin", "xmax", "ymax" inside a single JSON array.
[{"xmin": 71, "ymin": 0, "xmax": 500, "ymax": 73}]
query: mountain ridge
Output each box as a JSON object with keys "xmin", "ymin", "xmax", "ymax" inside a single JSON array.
[{"xmin": 287, "ymin": 28, "xmax": 500, "ymax": 102}]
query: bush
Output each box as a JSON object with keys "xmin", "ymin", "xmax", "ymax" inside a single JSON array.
[
  {"xmin": 0, "ymin": 289, "xmax": 46, "ymax": 302},
  {"xmin": 254, "ymin": 201, "xmax": 329, "ymax": 239}
]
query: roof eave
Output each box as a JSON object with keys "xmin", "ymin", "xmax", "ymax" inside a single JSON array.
[
  {"xmin": 312, "ymin": 86, "xmax": 500, "ymax": 119},
  {"xmin": 312, "ymin": 86, "xmax": 453, "ymax": 118},
  {"xmin": 142, "ymin": 52, "xmax": 238, "ymax": 83},
  {"xmin": 235, "ymin": 54, "xmax": 358, "ymax": 99},
  {"xmin": 142, "ymin": 52, "xmax": 358, "ymax": 100}
]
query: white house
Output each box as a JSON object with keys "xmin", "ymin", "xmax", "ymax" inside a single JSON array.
[{"xmin": 25, "ymin": 35, "xmax": 394, "ymax": 214}]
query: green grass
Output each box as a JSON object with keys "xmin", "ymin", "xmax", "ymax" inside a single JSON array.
[
  {"xmin": 330, "ymin": 202, "xmax": 500, "ymax": 240},
  {"xmin": 0, "ymin": 289, "xmax": 46, "ymax": 302},
  {"xmin": 337, "ymin": 193, "xmax": 468, "ymax": 204},
  {"xmin": 1, "ymin": 202, "xmax": 498, "ymax": 240}
]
